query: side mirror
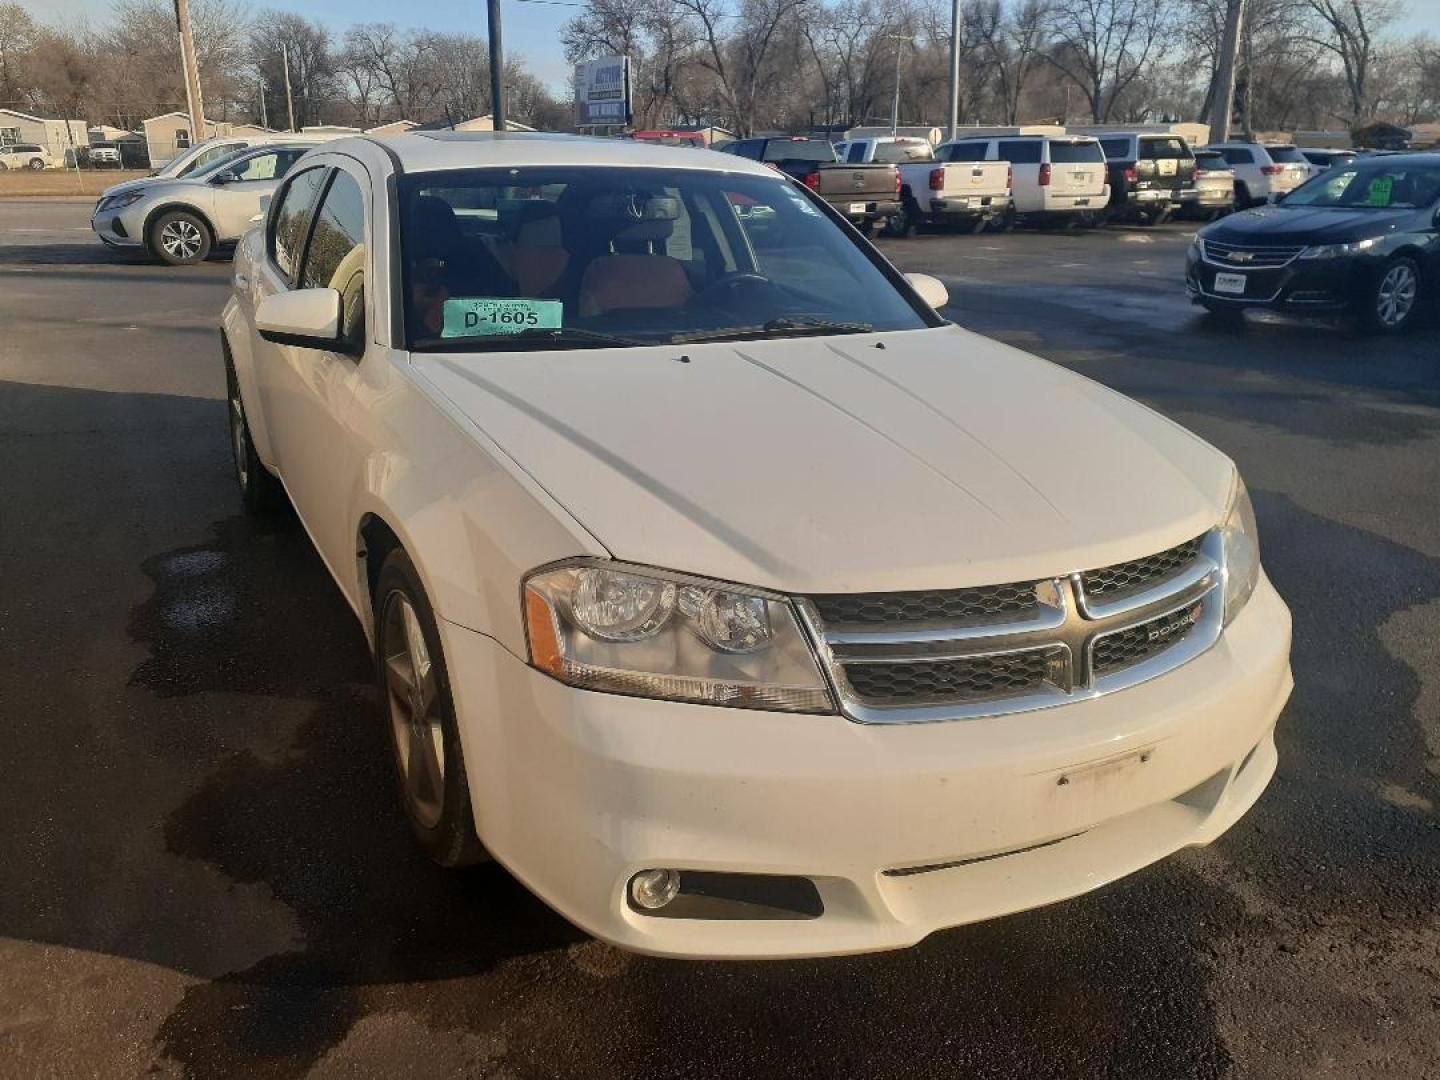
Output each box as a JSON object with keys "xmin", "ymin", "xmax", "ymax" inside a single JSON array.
[
  {"xmin": 212, "ymin": 170, "xmax": 239, "ymax": 185},
  {"xmin": 906, "ymin": 272, "xmax": 949, "ymax": 311},
  {"xmin": 256, "ymin": 288, "xmax": 353, "ymax": 353}
]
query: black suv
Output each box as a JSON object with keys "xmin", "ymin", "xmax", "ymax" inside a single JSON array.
[{"xmin": 1097, "ymin": 133, "xmax": 1197, "ymax": 224}]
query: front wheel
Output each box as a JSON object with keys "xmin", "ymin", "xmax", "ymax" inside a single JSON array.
[
  {"xmin": 225, "ymin": 347, "xmax": 284, "ymax": 515},
  {"xmin": 375, "ymin": 549, "xmax": 488, "ymax": 867},
  {"xmin": 27, "ymin": 158, "xmax": 44, "ymax": 171},
  {"xmin": 1360, "ymin": 257, "xmax": 1423, "ymax": 334},
  {"xmin": 149, "ymin": 209, "xmax": 212, "ymax": 265}
]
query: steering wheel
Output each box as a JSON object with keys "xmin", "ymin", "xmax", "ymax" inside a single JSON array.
[{"xmin": 695, "ymin": 272, "xmax": 772, "ymax": 307}]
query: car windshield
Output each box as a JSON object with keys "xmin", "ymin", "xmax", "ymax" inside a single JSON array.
[
  {"xmin": 398, "ymin": 166, "xmax": 934, "ymax": 352},
  {"xmin": 1281, "ymin": 163, "xmax": 1440, "ymax": 209}
]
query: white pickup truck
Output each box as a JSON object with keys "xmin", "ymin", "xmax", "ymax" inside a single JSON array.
[{"xmin": 835, "ymin": 136, "xmax": 1011, "ymax": 236}]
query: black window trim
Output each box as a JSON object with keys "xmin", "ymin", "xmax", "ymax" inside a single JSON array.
[{"xmin": 294, "ymin": 161, "xmax": 373, "ymax": 357}]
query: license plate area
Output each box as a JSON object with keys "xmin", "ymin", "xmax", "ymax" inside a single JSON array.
[
  {"xmin": 1213, "ymin": 272, "xmax": 1247, "ymax": 295},
  {"xmin": 848, "ymin": 202, "xmax": 867, "ymax": 214}
]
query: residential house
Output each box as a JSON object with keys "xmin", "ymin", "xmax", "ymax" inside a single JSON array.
[
  {"xmin": 0, "ymin": 108, "xmax": 90, "ymax": 159},
  {"xmin": 142, "ymin": 112, "xmax": 227, "ymax": 167},
  {"xmin": 366, "ymin": 120, "xmax": 418, "ymax": 136}
]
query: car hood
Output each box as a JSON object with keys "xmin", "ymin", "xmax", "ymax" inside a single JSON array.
[
  {"xmin": 99, "ymin": 175, "xmax": 165, "ymax": 199},
  {"xmin": 416, "ymin": 326, "xmax": 1234, "ymax": 594},
  {"xmin": 1204, "ymin": 204, "xmax": 1415, "ymax": 245}
]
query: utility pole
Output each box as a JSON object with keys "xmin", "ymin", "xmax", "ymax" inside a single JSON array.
[
  {"xmin": 947, "ymin": 0, "xmax": 960, "ymax": 140},
  {"xmin": 282, "ymin": 43, "xmax": 296, "ymax": 132},
  {"xmin": 886, "ymin": 33, "xmax": 907, "ymax": 136},
  {"xmin": 487, "ymin": 0, "xmax": 506, "ymax": 131},
  {"xmin": 1208, "ymin": 0, "xmax": 1245, "ymax": 145},
  {"xmin": 172, "ymin": 0, "xmax": 206, "ymax": 147},
  {"xmin": 258, "ymin": 74, "xmax": 267, "ymax": 129}
]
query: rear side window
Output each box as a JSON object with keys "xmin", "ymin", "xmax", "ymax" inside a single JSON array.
[
  {"xmin": 996, "ymin": 140, "xmax": 1043, "ymax": 164},
  {"xmin": 1220, "ymin": 147, "xmax": 1254, "ymax": 165},
  {"xmin": 1049, "ymin": 141, "xmax": 1104, "ymax": 164},
  {"xmin": 1265, "ymin": 145, "xmax": 1305, "ymax": 164},
  {"xmin": 270, "ymin": 166, "xmax": 329, "ymax": 282},
  {"xmin": 845, "ymin": 143, "xmax": 867, "ymax": 163},
  {"xmin": 1100, "ymin": 138, "xmax": 1131, "ymax": 158},
  {"xmin": 300, "ymin": 170, "xmax": 367, "ymax": 348},
  {"xmin": 1140, "ymin": 137, "xmax": 1192, "ymax": 160},
  {"xmin": 1194, "ymin": 152, "xmax": 1228, "ymax": 170}
]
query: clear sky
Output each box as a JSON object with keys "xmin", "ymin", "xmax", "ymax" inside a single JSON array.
[{"xmin": 22, "ymin": 0, "xmax": 1440, "ymax": 97}]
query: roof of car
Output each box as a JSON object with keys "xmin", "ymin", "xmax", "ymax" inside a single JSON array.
[{"xmin": 348, "ymin": 130, "xmax": 776, "ymax": 177}]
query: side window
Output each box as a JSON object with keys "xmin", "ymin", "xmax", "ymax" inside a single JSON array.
[
  {"xmin": 300, "ymin": 170, "xmax": 367, "ymax": 349},
  {"xmin": 1226, "ymin": 148, "xmax": 1254, "ymax": 165},
  {"xmin": 846, "ymin": 143, "xmax": 867, "ymax": 163},
  {"xmin": 1100, "ymin": 137, "xmax": 1130, "ymax": 158},
  {"xmin": 736, "ymin": 141, "xmax": 762, "ymax": 160},
  {"xmin": 232, "ymin": 151, "xmax": 281, "ymax": 182},
  {"xmin": 270, "ymin": 166, "xmax": 329, "ymax": 282}
]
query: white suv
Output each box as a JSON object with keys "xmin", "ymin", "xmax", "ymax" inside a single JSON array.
[
  {"xmin": 1206, "ymin": 143, "xmax": 1311, "ymax": 207},
  {"xmin": 936, "ymin": 134, "xmax": 1108, "ymax": 224},
  {"xmin": 0, "ymin": 143, "xmax": 51, "ymax": 170}
]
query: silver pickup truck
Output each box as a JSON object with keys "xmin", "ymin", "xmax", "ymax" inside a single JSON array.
[{"xmin": 835, "ymin": 136, "xmax": 1012, "ymax": 236}]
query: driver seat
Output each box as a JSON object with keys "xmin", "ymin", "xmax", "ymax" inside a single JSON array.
[{"xmin": 578, "ymin": 254, "xmax": 692, "ymax": 317}]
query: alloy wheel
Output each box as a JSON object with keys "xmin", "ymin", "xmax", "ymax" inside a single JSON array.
[
  {"xmin": 382, "ymin": 593, "xmax": 446, "ymax": 829},
  {"xmin": 160, "ymin": 219, "xmax": 203, "ymax": 261},
  {"xmin": 1376, "ymin": 264, "xmax": 1418, "ymax": 328}
]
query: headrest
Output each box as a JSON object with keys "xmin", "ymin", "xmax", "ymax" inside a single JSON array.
[{"xmin": 410, "ymin": 195, "xmax": 459, "ymax": 259}]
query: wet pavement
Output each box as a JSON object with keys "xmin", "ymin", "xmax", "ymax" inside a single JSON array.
[{"xmin": 2, "ymin": 200, "xmax": 1439, "ymax": 1079}]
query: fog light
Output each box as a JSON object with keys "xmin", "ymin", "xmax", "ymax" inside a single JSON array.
[{"xmin": 629, "ymin": 869, "xmax": 681, "ymax": 910}]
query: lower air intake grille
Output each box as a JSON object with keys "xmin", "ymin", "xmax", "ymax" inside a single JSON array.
[{"xmin": 841, "ymin": 647, "xmax": 1061, "ymax": 706}]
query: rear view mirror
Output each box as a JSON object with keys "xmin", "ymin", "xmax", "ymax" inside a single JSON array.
[
  {"xmin": 905, "ymin": 272, "xmax": 949, "ymax": 311},
  {"xmin": 256, "ymin": 288, "xmax": 353, "ymax": 353}
]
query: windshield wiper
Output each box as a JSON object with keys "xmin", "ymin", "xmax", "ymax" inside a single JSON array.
[
  {"xmin": 669, "ymin": 317, "xmax": 875, "ymax": 345},
  {"xmin": 415, "ymin": 326, "xmax": 654, "ymax": 352}
]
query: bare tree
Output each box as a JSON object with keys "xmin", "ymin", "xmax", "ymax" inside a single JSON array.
[
  {"xmin": 563, "ymin": 0, "xmax": 699, "ymax": 128},
  {"xmin": 1044, "ymin": 0, "xmax": 1173, "ymax": 121},
  {"xmin": 341, "ymin": 24, "xmax": 443, "ymax": 122},
  {"xmin": 251, "ymin": 12, "xmax": 336, "ymax": 128},
  {"xmin": 671, "ymin": 0, "xmax": 811, "ymax": 134},
  {"xmin": 970, "ymin": 0, "xmax": 1049, "ymax": 123},
  {"xmin": 1301, "ymin": 0, "xmax": 1400, "ymax": 121},
  {"xmin": 0, "ymin": 2, "xmax": 36, "ymax": 109}
]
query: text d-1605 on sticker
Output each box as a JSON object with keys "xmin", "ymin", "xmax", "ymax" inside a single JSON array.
[{"xmin": 442, "ymin": 297, "xmax": 564, "ymax": 338}]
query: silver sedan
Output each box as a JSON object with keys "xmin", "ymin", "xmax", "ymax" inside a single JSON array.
[{"xmin": 91, "ymin": 144, "xmax": 315, "ymax": 265}]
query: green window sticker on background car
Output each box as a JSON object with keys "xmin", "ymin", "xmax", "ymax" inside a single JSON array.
[
  {"xmin": 1366, "ymin": 175, "xmax": 1394, "ymax": 207},
  {"xmin": 442, "ymin": 297, "xmax": 564, "ymax": 338}
]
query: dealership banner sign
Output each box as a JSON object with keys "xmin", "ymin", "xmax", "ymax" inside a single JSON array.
[{"xmin": 575, "ymin": 56, "xmax": 631, "ymax": 127}]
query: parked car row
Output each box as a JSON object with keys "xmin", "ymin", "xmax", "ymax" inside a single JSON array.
[{"xmin": 0, "ymin": 143, "xmax": 52, "ymax": 170}]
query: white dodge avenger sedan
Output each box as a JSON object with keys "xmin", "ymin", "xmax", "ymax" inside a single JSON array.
[{"xmin": 221, "ymin": 132, "xmax": 1292, "ymax": 958}]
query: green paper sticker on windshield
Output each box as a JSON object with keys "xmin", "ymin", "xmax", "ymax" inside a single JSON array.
[
  {"xmin": 1366, "ymin": 175, "xmax": 1394, "ymax": 207},
  {"xmin": 442, "ymin": 297, "xmax": 563, "ymax": 338}
]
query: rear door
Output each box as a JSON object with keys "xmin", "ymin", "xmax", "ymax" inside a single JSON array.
[{"xmin": 1139, "ymin": 136, "xmax": 1195, "ymax": 196}]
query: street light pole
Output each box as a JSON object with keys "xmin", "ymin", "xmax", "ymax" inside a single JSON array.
[
  {"xmin": 947, "ymin": 0, "xmax": 960, "ymax": 140},
  {"xmin": 488, "ymin": 0, "xmax": 506, "ymax": 131},
  {"xmin": 886, "ymin": 33, "xmax": 907, "ymax": 136}
]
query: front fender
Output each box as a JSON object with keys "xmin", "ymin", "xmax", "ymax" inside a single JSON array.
[{"xmin": 221, "ymin": 237, "xmax": 277, "ymax": 467}]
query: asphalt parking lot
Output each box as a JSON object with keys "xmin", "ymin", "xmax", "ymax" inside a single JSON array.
[{"xmin": 3, "ymin": 197, "xmax": 1439, "ymax": 1079}]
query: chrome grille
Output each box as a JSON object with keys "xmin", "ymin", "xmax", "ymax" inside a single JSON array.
[
  {"xmin": 802, "ymin": 532, "xmax": 1224, "ymax": 724},
  {"xmin": 1203, "ymin": 239, "xmax": 1304, "ymax": 268},
  {"xmin": 810, "ymin": 582, "xmax": 1038, "ymax": 627},
  {"xmin": 842, "ymin": 647, "xmax": 1062, "ymax": 706},
  {"xmin": 1081, "ymin": 535, "xmax": 1204, "ymax": 599},
  {"xmin": 1092, "ymin": 602, "xmax": 1204, "ymax": 675}
]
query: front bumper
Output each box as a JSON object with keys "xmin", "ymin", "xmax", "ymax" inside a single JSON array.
[
  {"xmin": 1186, "ymin": 247, "xmax": 1359, "ymax": 312},
  {"xmin": 90, "ymin": 205, "xmax": 145, "ymax": 248},
  {"xmin": 441, "ymin": 574, "xmax": 1292, "ymax": 959}
]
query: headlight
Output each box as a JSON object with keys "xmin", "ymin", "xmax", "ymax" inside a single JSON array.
[
  {"xmin": 1299, "ymin": 237, "xmax": 1380, "ymax": 259},
  {"xmin": 1189, "ymin": 235, "xmax": 1204, "ymax": 259},
  {"xmin": 1220, "ymin": 474, "xmax": 1260, "ymax": 626},
  {"xmin": 523, "ymin": 562, "xmax": 835, "ymax": 713}
]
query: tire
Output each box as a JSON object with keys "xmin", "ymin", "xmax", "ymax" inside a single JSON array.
[
  {"xmin": 375, "ymin": 549, "xmax": 488, "ymax": 867},
  {"xmin": 882, "ymin": 199, "xmax": 917, "ymax": 238},
  {"xmin": 1359, "ymin": 256, "xmax": 1423, "ymax": 334},
  {"xmin": 224, "ymin": 345, "xmax": 285, "ymax": 515},
  {"xmin": 855, "ymin": 218, "xmax": 875, "ymax": 238},
  {"xmin": 28, "ymin": 157, "xmax": 44, "ymax": 170},
  {"xmin": 149, "ymin": 208, "xmax": 212, "ymax": 265},
  {"xmin": 990, "ymin": 206, "xmax": 1017, "ymax": 233}
]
